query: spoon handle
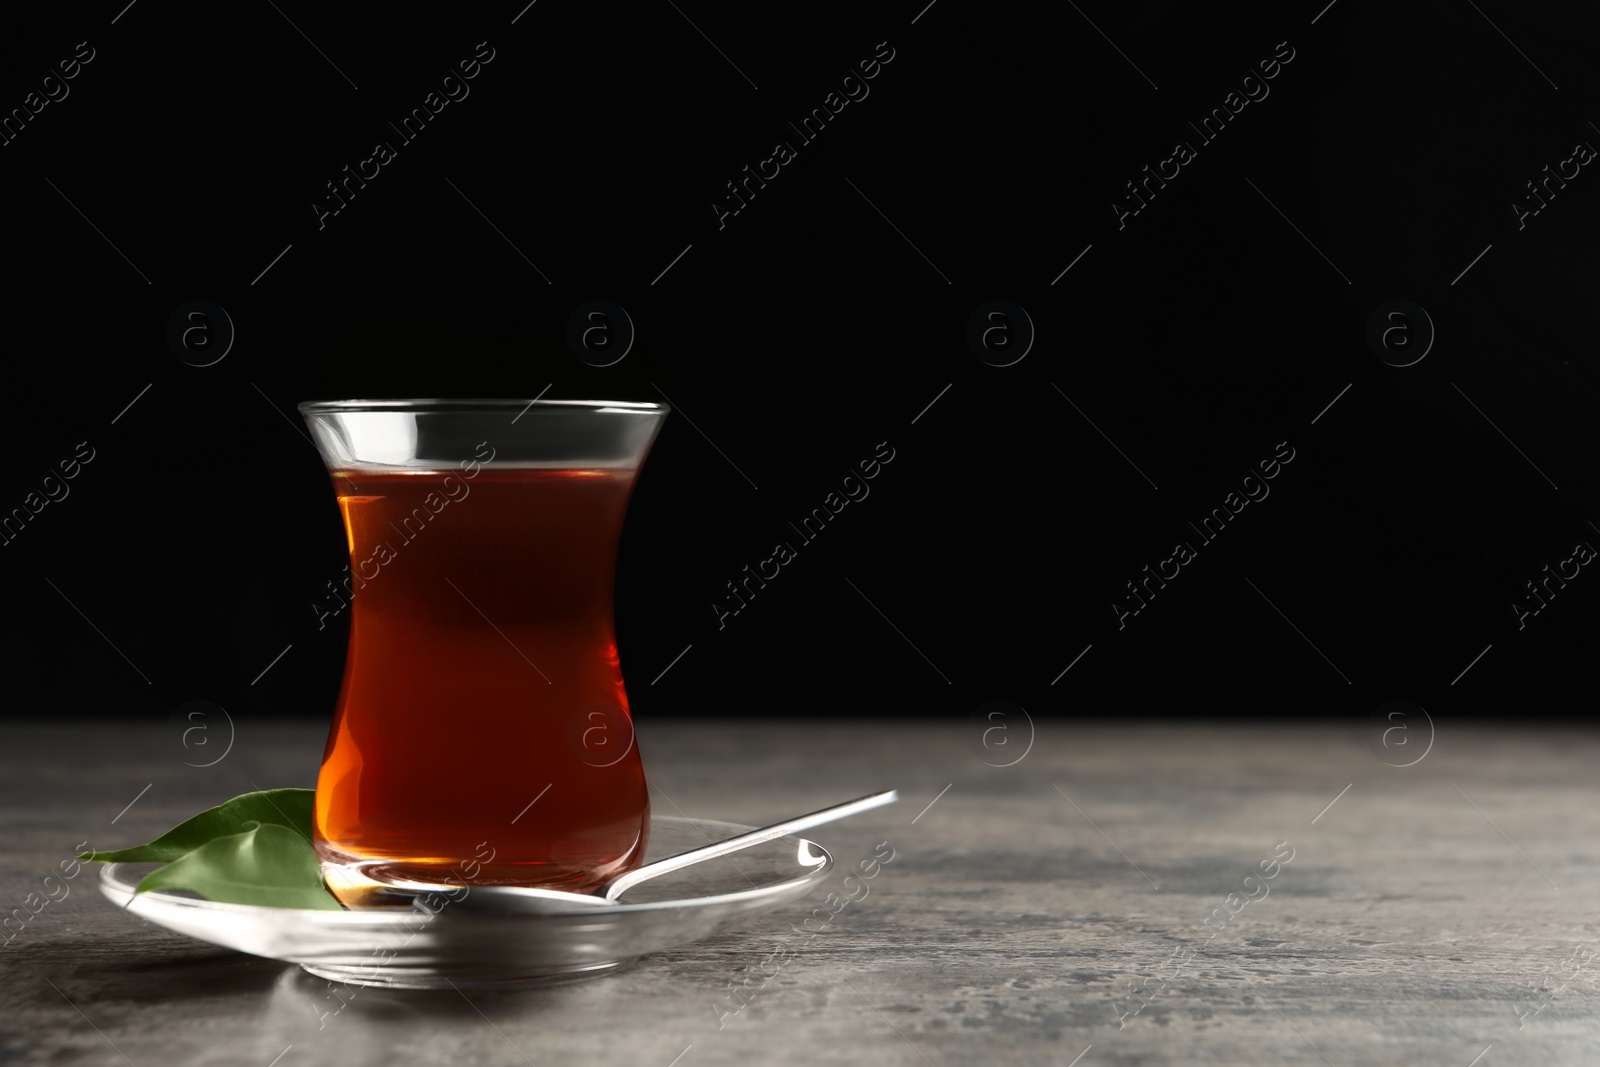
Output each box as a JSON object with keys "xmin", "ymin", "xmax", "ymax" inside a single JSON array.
[{"xmin": 602, "ymin": 789, "xmax": 899, "ymax": 900}]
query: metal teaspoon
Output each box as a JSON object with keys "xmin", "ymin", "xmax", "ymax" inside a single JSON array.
[{"xmin": 353, "ymin": 788, "xmax": 899, "ymax": 914}]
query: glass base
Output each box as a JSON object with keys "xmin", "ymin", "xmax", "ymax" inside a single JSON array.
[
  {"xmin": 316, "ymin": 847, "xmax": 642, "ymax": 907},
  {"xmin": 300, "ymin": 959, "xmax": 632, "ymax": 990}
]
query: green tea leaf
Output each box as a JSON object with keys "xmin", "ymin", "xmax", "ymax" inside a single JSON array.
[
  {"xmin": 133, "ymin": 822, "xmax": 344, "ymax": 910},
  {"xmin": 79, "ymin": 788, "xmax": 315, "ymax": 863}
]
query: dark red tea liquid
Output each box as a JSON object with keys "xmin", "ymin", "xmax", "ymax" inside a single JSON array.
[{"xmin": 314, "ymin": 466, "xmax": 649, "ymax": 890}]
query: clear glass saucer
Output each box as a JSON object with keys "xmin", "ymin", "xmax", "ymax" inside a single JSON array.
[{"xmin": 96, "ymin": 816, "xmax": 832, "ymax": 989}]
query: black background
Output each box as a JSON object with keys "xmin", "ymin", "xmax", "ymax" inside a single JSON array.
[{"xmin": 1, "ymin": 0, "xmax": 1596, "ymax": 727}]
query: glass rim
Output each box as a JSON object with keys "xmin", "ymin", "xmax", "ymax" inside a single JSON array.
[{"xmin": 296, "ymin": 398, "xmax": 668, "ymax": 415}]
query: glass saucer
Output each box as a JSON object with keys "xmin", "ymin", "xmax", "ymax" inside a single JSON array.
[{"xmin": 96, "ymin": 816, "xmax": 832, "ymax": 989}]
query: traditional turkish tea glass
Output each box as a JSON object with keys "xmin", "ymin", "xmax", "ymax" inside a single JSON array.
[{"xmin": 299, "ymin": 399, "xmax": 668, "ymax": 892}]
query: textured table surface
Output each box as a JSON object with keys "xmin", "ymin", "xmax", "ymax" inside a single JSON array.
[{"xmin": 2, "ymin": 718, "xmax": 1597, "ymax": 1066}]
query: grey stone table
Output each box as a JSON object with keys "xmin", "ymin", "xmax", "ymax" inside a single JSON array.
[{"xmin": 3, "ymin": 719, "xmax": 1597, "ymax": 1066}]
